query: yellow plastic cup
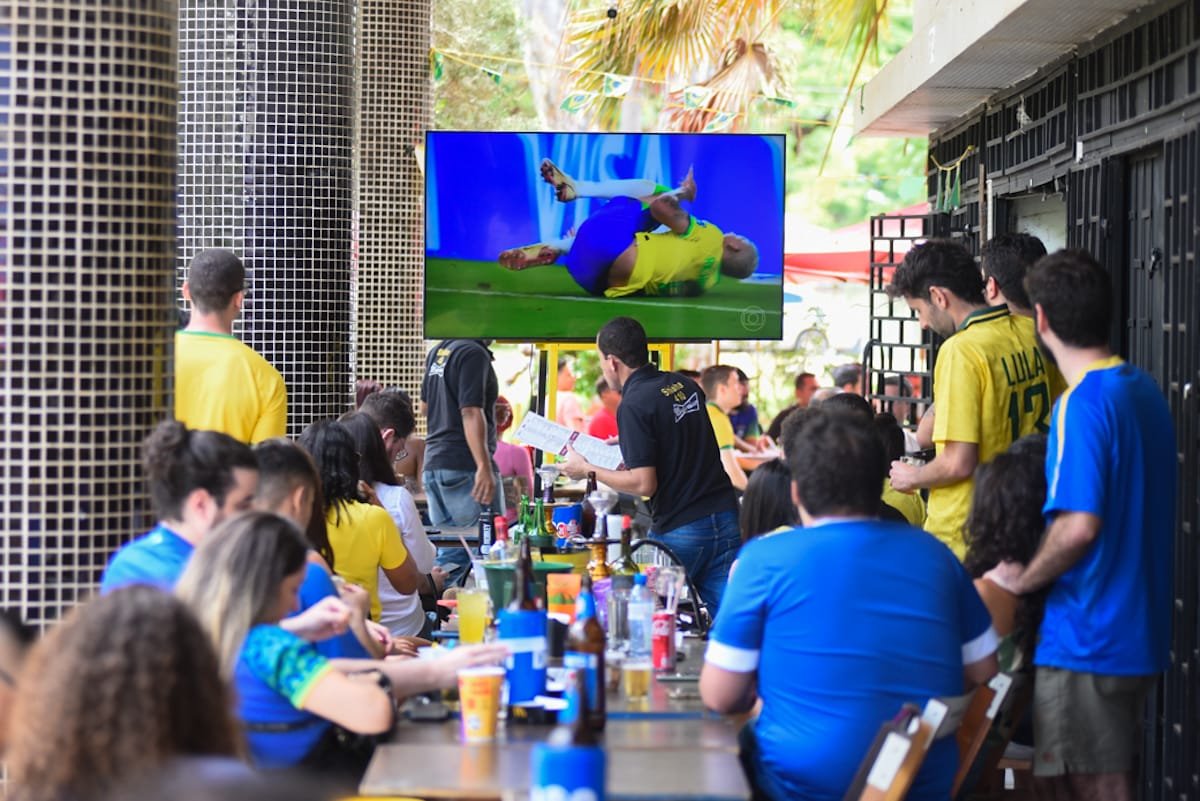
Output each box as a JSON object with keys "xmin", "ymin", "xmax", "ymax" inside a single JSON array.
[
  {"xmin": 457, "ymin": 665, "xmax": 505, "ymax": 743},
  {"xmin": 457, "ymin": 588, "xmax": 491, "ymax": 644}
]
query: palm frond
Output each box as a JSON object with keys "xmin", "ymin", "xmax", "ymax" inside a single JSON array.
[{"xmin": 660, "ymin": 38, "xmax": 781, "ymax": 132}]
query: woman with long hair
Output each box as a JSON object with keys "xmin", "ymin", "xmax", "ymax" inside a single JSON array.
[
  {"xmin": 298, "ymin": 419, "xmax": 421, "ymax": 620},
  {"xmin": 176, "ymin": 512, "xmax": 504, "ymax": 779},
  {"xmin": 738, "ymin": 458, "xmax": 798, "ymax": 543},
  {"xmin": 5, "ymin": 586, "xmax": 244, "ymax": 801},
  {"xmin": 963, "ymin": 434, "xmax": 1049, "ymax": 670},
  {"xmin": 252, "ymin": 438, "xmax": 386, "ymax": 659},
  {"xmin": 339, "ymin": 412, "xmax": 438, "ymax": 638}
]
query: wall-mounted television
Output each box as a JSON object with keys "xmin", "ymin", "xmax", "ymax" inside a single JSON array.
[{"xmin": 424, "ymin": 131, "xmax": 785, "ymax": 342}]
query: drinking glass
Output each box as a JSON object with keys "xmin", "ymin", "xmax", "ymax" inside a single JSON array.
[{"xmin": 457, "ymin": 588, "xmax": 492, "ymax": 644}]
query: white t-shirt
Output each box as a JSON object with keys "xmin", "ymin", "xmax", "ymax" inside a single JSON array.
[{"xmin": 374, "ymin": 482, "xmax": 437, "ymax": 636}]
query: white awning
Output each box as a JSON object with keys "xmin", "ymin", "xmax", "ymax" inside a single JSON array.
[{"xmin": 855, "ymin": 0, "xmax": 1158, "ymax": 137}]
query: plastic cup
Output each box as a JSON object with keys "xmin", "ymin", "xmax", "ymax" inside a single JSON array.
[
  {"xmin": 622, "ymin": 660, "xmax": 652, "ymax": 699},
  {"xmin": 458, "ymin": 588, "xmax": 491, "ymax": 644},
  {"xmin": 457, "ymin": 665, "xmax": 505, "ymax": 743},
  {"xmin": 471, "ymin": 559, "xmax": 490, "ymax": 590}
]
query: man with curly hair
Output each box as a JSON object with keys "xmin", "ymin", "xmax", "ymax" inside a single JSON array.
[{"xmin": 886, "ymin": 239, "xmax": 1058, "ymax": 557}]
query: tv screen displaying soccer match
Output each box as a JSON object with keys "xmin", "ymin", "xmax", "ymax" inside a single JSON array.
[{"xmin": 424, "ymin": 131, "xmax": 785, "ymax": 342}]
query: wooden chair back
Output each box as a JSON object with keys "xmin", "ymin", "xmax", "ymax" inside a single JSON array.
[{"xmin": 844, "ymin": 694, "xmax": 966, "ymax": 801}]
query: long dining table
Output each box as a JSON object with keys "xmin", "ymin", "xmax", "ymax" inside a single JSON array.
[{"xmin": 358, "ymin": 638, "xmax": 751, "ymax": 801}]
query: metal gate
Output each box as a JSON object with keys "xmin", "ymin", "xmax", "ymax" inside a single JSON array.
[
  {"xmin": 864, "ymin": 212, "xmax": 934, "ymax": 435},
  {"xmin": 1142, "ymin": 130, "xmax": 1200, "ymax": 801}
]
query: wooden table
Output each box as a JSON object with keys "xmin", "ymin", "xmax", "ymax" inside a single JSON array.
[
  {"xmin": 360, "ymin": 742, "xmax": 748, "ymax": 801},
  {"xmin": 359, "ymin": 638, "xmax": 749, "ymax": 800}
]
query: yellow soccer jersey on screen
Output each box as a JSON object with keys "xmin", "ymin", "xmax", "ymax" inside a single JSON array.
[
  {"xmin": 706, "ymin": 403, "xmax": 736, "ymax": 450},
  {"xmin": 175, "ymin": 331, "xmax": 287, "ymax": 444},
  {"xmin": 326, "ymin": 499, "xmax": 410, "ymax": 621},
  {"xmin": 605, "ymin": 218, "xmax": 724, "ymax": 298},
  {"xmin": 927, "ymin": 306, "xmax": 1058, "ymax": 557}
]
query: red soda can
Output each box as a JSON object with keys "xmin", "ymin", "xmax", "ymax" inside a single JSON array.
[{"xmin": 651, "ymin": 611, "xmax": 675, "ymax": 670}]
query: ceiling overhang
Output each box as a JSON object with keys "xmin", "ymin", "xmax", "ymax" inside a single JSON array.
[{"xmin": 854, "ymin": 0, "xmax": 1159, "ymax": 138}]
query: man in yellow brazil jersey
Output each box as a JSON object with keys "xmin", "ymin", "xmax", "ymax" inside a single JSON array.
[
  {"xmin": 886, "ymin": 239, "xmax": 1056, "ymax": 558},
  {"xmin": 498, "ymin": 160, "xmax": 758, "ymax": 298},
  {"xmin": 175, "ymin": 249, "xmax": 287, "ymax": 443}
]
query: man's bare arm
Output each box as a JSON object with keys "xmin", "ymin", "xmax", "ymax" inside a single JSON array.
[
  {"xmin": 699, "ymin": 663, "xmax": 758, "ymax": 715},
  {"xmin": 1012, "ymin": 511, "xmax": 1100, "ymax": 594},
  {"xmin": 648, "ymin": 194, "xmax": 691, "ymax": 235},
  {"xmin": 460, "ymin": 406, "xmax": 495, "ymax": 504},
  {"xmin": 560, "ymin": 446, "xmax": 656, "ymax": 497},
  {"xmin": 889, "ymin": 440, "xmax": 977, "ymax": 493}
]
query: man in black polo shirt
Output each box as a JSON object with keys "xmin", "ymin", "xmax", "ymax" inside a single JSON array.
[
  {"xmin": 562, "ymin": 316, "xmax": 740, "ymax": 619},
  {"xmin": 422, "ymin": 338, "xmax": 504, "ymax": 585}
]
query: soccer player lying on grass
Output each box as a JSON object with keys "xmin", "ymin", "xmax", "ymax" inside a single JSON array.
[{"xmin": 498, "ymin": 160, "xmax": 758, "ymax": 298}]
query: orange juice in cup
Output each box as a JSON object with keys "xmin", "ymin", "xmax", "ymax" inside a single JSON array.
[
  {"xmin": 458, "ymin": 588, "xmax": 491, "ymax": 644},
  {"xmin": 457, "ymin": 666, "xmax": 505, "ymax": 743}
]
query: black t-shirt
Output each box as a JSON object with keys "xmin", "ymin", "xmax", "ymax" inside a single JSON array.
[
  {"xmin": 617, "ymin": 364, "xmax": 738, "ymax": 533},
  {"xmin": 422, "ymin": 339, "xmax": 498, "ymax": 472},
  {"xmin": 766, "ymin": 403, "xmax": 799, "ymax": 442}
]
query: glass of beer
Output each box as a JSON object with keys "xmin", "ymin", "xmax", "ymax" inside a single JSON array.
[
  {"xmin": 622, "ymin": 659, "xmax": 652, "ymax": 699},
  {"xmin": 458, "ymin": 589, "xmax": 492, "ymax": 644}
]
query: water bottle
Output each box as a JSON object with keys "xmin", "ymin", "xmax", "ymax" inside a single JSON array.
[{"xmin": 627, "ymin": 574, "xmax": 653, "ymax": 659}]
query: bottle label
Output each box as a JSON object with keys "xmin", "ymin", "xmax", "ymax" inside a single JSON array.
[{"xmin": 563, "ymin": 651, "xmax": 601, "ymax": 711}]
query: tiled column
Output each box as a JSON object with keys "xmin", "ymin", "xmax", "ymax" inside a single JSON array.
[
  {"xmin": 353, "ymin": 0, "xmax": 431, "ymax": 411},
  {"xmin": 0, "ymin": 1, "xmax": 177, "ymax": 625},
  {"xmin": 177, "ymin": 0, "xmax": 356, "ymax": 433}
]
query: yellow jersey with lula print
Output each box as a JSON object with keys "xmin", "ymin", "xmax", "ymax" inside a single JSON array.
[
  {"xmin": 604, "ymin": 216, "xmax": 724, "ymax": 298},
  {"xmin": 926, "ymin": 304, "xmax": 1061, "ymax": 557}
]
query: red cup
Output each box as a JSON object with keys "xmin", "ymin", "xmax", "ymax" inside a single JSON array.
[{"xmin": 651, "ymin": 611, "xmax": 675, "ymax": 670}]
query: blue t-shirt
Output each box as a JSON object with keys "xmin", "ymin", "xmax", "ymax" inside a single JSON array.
[
  {"xmin": 297, "ymin": 561, "xmax": 370, "ymax": 660},
  {"xmin": 707, "ymin": 520, "xmax": 996, "ymax": 801},
  {"xmin": 1037, "ymin": 357, "xmax": 1176, "ymax": 675},
  {"xmin": 100, "ymin": 524, "xmax": 194, "ymax": 593},
  {"xmin": 237, "ymin": 624, "xmax": 333, "ymax": 768}
]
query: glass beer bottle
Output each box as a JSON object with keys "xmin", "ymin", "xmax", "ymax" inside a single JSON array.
[
  {"xmin": 564, "ymin": 573, "xmax": 606, "ymax": 731},
  {"xmin": 609, "ymin": 515, "xmax": 639, "ymax": 576}
]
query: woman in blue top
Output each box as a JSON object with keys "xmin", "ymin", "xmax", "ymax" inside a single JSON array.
[{"xmin": 176, "ymin": 512, "xmax": 506, "ymax": 782}]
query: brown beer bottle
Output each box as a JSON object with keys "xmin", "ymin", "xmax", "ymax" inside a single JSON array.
[
  {"xmin": 564, "ymin": 573, "xmax": 606, "ymax": 731},
  {"xmin": 580, "ymin": 471, "xmax": 598, "ymax": 539},
  {"xmin": 509, "ymin": 535, "xmax": 541, "ymax": 611}
]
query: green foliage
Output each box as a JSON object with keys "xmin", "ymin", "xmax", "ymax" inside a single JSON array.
[{"xmin": 431, "ymin": 0, "xmax": 539, "ymax": 130}]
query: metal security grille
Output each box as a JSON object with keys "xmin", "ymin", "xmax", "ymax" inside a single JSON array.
[
  {"xmin": 353, "ymin": 0, "xmax": 431, "ymax": 415},
  {"xmin": 0, "ymin": 0, "xmax": 176, "ymax": 626},
  {"xmin": 864, "ymin": 213, "xmax": 933, "ymax": 435},
  {"xmin": 177, "ymin": 0, "xmax": 355, "ymax": 436},
  {"xmin": 1144, "ymin": 128, "xmax": 1199, "ymax": 801}
]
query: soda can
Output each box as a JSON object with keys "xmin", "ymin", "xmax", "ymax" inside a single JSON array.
[{"xmin": 651, "ymin": 611, "xmax": 675, "ymax": 670}]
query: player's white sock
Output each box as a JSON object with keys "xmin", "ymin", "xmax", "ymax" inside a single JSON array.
[
  {"xmin": 545, "ymin": 235, "xmax": 575, "ymax": 252},
  {"xmin": 573, "ymin": 178, "xmax": 657, "ymax": 199}
]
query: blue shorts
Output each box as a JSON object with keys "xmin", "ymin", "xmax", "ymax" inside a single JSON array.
[{"xmin": 564, "ymin": 197, "xmax": 654, "ymax": 295}]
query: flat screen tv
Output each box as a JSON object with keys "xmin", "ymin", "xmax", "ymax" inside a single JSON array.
[{"xmin": 424, "ymin": 131, "xmax": 785, "ymax": 342}]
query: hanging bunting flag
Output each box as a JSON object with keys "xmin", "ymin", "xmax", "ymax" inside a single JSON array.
[
  {"xmin": 560, "ymin": 92, "xmax": 595, "ymax": 113},
  {"xmin": 430, "ymin": 50, "xmax": 444, "ymax": 81},
  {"xmin": 481, "ymin": 67, "xmax": 502, "ymax": 85},
  {"xmin": 683, "ymin": 85, "xmax": 711, "ymax": 109},
  {"xmin": 702, "ymin": 111, "xmax": 736, "ymax": 132},
  {"xmin": 602, "ymin": 73, "xmax": 632, "ymax": 98},
  {"xmin": 948, "ymin": 163, "xmax": 962, "ymax": 209}
]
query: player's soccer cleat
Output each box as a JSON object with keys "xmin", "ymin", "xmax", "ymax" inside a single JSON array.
[
  {"xmin": 498, "ymin": 243, "xmax": 561, "ymax": 270},
  {"xmin": 539, "ymin": 159, "xmax": 577, "ymax": 202}
]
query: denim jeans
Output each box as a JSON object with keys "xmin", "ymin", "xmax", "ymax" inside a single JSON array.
[
  {"xmin": 651, "ymin": 508, "xmax": 740, "ymax": 622},
  {"xmin": 423, "ymin": 467, "xmax": 503, "ymax": 587}
]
